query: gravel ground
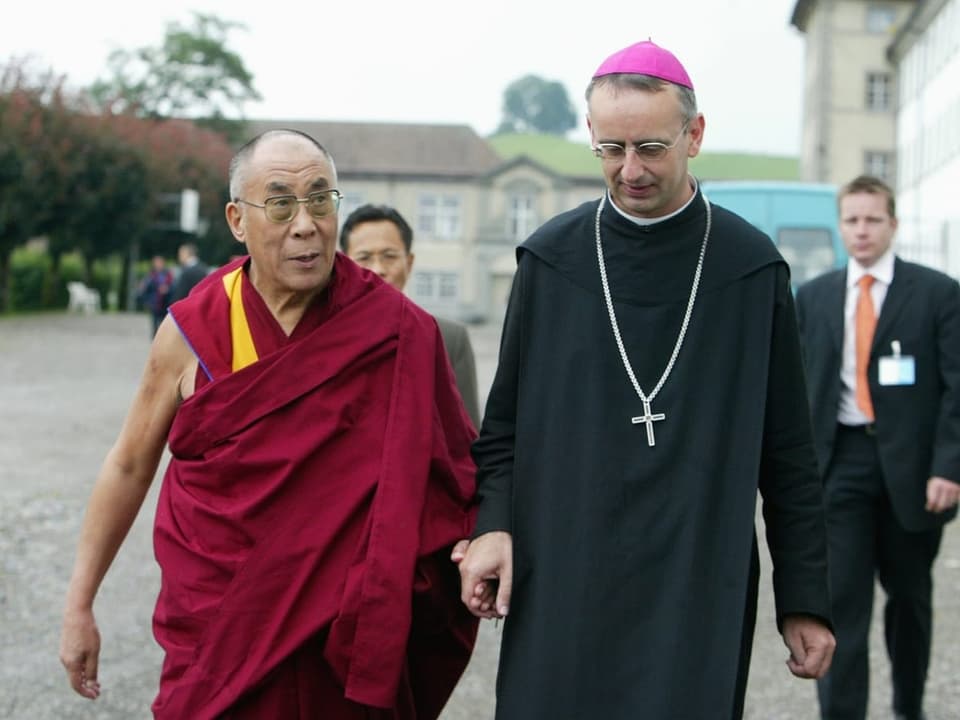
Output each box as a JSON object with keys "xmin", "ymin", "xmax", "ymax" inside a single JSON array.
[{"xmin": 1, "ymin": 312, "xmax": 958, "ymax": 719}]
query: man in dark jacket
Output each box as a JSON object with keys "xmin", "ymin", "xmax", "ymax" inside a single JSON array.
[
  {"xmin": 170, "ymin": 242, "xmax": 209, "ymax": 302},
  {"xmin": 137, "ymin": 255, "xmax": 174, "ymax": 336},
  {"xmin": 340, "ymin": 204, "xmax": 480, "ymax": 429},
  {"xmin": 796, "ymin": 174, "xmax": 960, "ymax": 720}
]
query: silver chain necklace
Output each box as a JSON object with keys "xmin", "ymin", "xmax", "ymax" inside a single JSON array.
[{"xmin": 594, "ymin": 191, "xmax": 712, "ymax": 447}]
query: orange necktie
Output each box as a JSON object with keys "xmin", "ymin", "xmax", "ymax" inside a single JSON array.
[{"xmin": 855, "ymin": 274, "xmax": 876, "ymax": 421}]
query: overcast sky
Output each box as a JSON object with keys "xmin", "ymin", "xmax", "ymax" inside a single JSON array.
[{"xmin": 1, "ymin": 0, "xmax": 807, "ymax": 155}]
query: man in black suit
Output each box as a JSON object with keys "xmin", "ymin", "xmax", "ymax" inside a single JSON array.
[
  {"xmin": 796, "ymin": 175, "xmax": 960, "ymax": 720},
  {"xmin": 170, "ymin": 242, "xmax": 209, "ymax": 303}
]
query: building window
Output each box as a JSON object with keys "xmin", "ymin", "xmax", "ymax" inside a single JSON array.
[
  {"xmin": 414, "ymin": 273, "xmax": 434, "ymax": 298},
  {"xmin": 864, "ymin": 150, "xmax": 893, "ymax": 182},
  {"xmin": 776, "ymin": 228, "xmax": 837, "ymax": 286},
  {"xmin": 507, "ymin": 194, "xmax": 538, "ymax": 242},
  {"xmin": 438, "ymin": 274, "xmax": 459, "ymax": 299},
  {"xmin": 865, "ymin": 72, "xmax": 892, "ymax": 111},
  {"xmin": 418, "ymin": 194, "xmax": 462, "ymax": 240},
  {"xmin": 866, "ymin": 4, "xmax": 897, "ymax": 33},
  {"xmin": 414, "ymin": 271, "xmax": 460, "ymax": 302}
]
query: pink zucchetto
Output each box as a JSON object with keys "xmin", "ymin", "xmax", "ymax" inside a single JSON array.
[{"xmin": 592, "ymin": 40, "xmax": 694, "ymax": 90}]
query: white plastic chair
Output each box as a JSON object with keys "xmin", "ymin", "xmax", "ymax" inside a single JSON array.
[{"xmin": 66, "ymin": 282, "xmax": 101, "ymax": 314}]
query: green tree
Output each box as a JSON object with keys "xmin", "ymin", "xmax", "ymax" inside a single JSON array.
[
  {"xmin": 89, "ymin": 12, "xmax": 260, "ymax": 141},
  {"xmin": 0, "ymin": 56, "xmax": 235, "ymax": 313},
  {"xmin": 499, "ymin": 74, "xmax": 577, "ymax": 136},
  {"xmin": 93, "ymin": 114, "xmax": 234, "ymax": 309},
  {"xmin": 41, "ymin": 117, "xmax": 151, "ymax": 302},
  {"xmin": 0, "ymin": 62, "xmax": 67, "ymax": 312}
]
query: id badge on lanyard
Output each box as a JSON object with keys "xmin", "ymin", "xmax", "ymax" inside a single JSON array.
[{"xmin": 878, "ymin": 340, "xmax": 916, "ymax": 386}]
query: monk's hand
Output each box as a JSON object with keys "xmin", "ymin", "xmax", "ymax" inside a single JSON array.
[
  {"xmin": 450, "ymin": 539, "xmax": 470, "ymax": 564},
  {"xmin": 926, "ymin": 476, "xmax": 960, "ymax": 513},
  {"xmin": 60, "ymin": 606, "xmax": 102, "ymax": 699},
  {"xmin": 782, "ymin": 614, "xmax": 835, "ymax": 679},
  {"xmin": 458, "ymin": 531, "xmax": 512, "ymax": 620}
]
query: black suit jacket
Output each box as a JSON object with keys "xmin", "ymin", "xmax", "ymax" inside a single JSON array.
[
  {"xmin": 171, "ymin": 261, "xmax": 209, "ymax": 303},
  {"xmin": 796, "ymin": 257, "xmax": 960, "ymax": 531}
]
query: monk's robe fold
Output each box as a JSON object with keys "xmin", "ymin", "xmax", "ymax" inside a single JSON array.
[{"xmin": 152, "ymin": 254, "xmax": 478, "ymax": 719}]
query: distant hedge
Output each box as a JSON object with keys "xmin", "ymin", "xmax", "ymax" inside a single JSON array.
[{"xmin": 8, "ymin": 248, "xmax": 130, "ymax": 313}]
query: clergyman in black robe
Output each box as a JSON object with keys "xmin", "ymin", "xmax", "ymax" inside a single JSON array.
[{"xmin": 457, "ymin": 39, "xmax": 835, "ymax": 720}]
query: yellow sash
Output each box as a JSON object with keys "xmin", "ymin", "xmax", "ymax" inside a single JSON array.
[{"xmin": 222, "ymin": 267, "xmax": 259, "ymax": 372}]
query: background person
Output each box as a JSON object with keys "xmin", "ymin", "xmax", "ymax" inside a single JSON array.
[
  {"xmin": 796, "ymin": 174, "xmax": 960, "ymax": 720},
  {"xmin": 136, "ymin": 254, "xmax": 174, "ymax": 336},
  {"xmin": 168, "ymin": 242, "xmax": 208, "ymax": 303},
  {"xmin": 340, "ymin": 203, "xmax": 481, "ymax": 429}
]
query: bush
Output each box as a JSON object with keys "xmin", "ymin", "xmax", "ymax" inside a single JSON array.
[
  {"xmin": 8, "ymin": 247, "xmax": 124, "ymax": 312},
  {"xmin": 92, "ymin": 256, "xmax": 123, "ymax": 310},
  {"xmin": 10, "ymin": 248, "xmax": 51, "ymax": 311}
]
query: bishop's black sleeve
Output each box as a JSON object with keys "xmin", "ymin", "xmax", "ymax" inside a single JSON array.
[
  {"xmin": 930, "ymin": 276, "xmax": 960, "ymax": 482},
  {"xmin": 470, "ymin": 260, "xmax": 525, "ymax": 537},
  {"xmin": 758, "ymin": 264, "xmax": 833, "ymax": 631}
]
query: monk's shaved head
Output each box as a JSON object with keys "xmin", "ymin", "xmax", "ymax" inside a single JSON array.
[{"xmin": 228, "ymin": 129, "xmax": 337, "ymax": 201}]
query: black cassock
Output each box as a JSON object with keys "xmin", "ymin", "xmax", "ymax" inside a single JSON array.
[{"xmin": 473, "ymin": 186, "xmax": 832, "ymax": 719}]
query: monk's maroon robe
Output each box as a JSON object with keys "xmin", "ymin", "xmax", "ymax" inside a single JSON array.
[{"xmin": 152, "ymin": 254, "xmax": 478, "ymax": 719}]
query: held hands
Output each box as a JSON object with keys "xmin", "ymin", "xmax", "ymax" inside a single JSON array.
[
  {"xmin": 453, "ymin": 536, "xmax": 840, "ymax": 679},
  {"xmin": 781, "ymin": 614, "xmax": 836, "ymax": 680},
  {"xmin": 59, "ymin": 606, "xmax": 102, "ymax": 699},
  {"xmin": 451, "ymin": 531, "xmax": 513, "ymax": 620},
  {"xmin": 926, "ymin": 476, "xmax": 960, "ymax": 513}
]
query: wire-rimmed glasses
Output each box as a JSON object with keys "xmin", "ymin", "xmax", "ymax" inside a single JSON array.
[
  {"xmin": 592, "ymin": 121, "xmax": 690, "ymax": 162},
  {"xmin": 235, "ymin": 189, "xmax": 343, "ymax": 223}
]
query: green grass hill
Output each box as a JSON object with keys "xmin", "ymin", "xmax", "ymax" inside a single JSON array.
[{"xmin": 488, "ymin": 133, "xmax": 799, "ymax": 182}]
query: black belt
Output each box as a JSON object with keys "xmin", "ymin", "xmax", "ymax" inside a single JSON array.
[{"xmin": 838, "ymin": 422, "xmax": 877, "ymax": 436}]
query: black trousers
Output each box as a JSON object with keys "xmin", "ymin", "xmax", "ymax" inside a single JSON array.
[{"xmin": 816, "ymin": 424, "xmax": 942, "ymax": 720}]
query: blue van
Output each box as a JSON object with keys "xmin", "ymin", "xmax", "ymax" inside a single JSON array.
[{"xmin": 701, "ymin": 180, "xmax": 847, "ymax": 285}]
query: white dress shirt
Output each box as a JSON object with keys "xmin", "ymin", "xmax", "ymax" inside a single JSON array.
[{"xmin": 837, "ymin": 249, "xmax": 896, "ymax": 425}]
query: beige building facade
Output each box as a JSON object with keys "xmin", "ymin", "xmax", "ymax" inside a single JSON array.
[
  {"xmin": 888, "ymin": 0, "xmax": 960, "ymax": 274},
  {"xmin": 247, "ymin": 120, "xmax": 602, "ymax": 323},
  {"xmin": 792, "ymin": 0, "xmax": 916, "ymax": 185}
]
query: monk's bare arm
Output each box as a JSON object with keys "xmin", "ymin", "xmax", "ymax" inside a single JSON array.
[{"xmin": 59, "ymin": 315, "xmax": 194, "ymax": 699}]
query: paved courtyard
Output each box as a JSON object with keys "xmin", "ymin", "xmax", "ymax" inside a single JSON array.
[{"xmin": 1, "ymin": 312, "xmax": 958, "ymax": 719}]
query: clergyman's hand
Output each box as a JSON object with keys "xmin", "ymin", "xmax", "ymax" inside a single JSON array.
[
  {"xmin": 782, "ymin": 614, "xmax": 835, "ymax": 679},
  {"xmin": 457, "ymin": 531, "xmax": 513, "ymax": 620},
  {"xmin": 60, "ymin": 606, "xmax": 102, "ymax": 699}
]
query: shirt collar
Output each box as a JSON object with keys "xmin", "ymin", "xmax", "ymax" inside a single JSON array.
[{"xmin": 847, "ymin": 248, "xmax": 895, "ymax": 288}]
